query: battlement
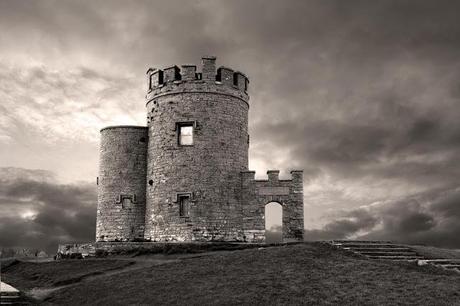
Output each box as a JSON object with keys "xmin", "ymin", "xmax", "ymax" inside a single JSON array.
[
  {"xmin": 145, "ymin": 56, "xmax": 249, "ymax": 103},
  {"xmin": 240, "ymin": 170, "xmax": 303, "ymax": 209},
  {"xmin": 241, "ymin": 170, "xmax": 304, "ymax": 184}
]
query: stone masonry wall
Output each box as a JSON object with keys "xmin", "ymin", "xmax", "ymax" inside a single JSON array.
[
  {"xmin": 144, "ymin": 57, "xmax": 250, "ymax": 242},
  {"xmin": 96, "ymin": 126, "xmax": 148, "ymax": 242},
  {"xmin": 241, "ymin": 170, "xmax": 304, "ymax": 242}
]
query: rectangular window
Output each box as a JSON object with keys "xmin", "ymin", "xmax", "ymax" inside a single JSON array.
[
  {"xmin": 179, "ymin": 125, "xmax": 193, "ymax": 146},
  {"xmin": 179, "ymin": 195, "xmax": 190, "ymax": 217},
  {"xmin": 122, "ymin": 198, "xmax": 131, "ymax": 209}
]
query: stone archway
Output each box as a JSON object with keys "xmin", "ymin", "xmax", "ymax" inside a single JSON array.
[{"xmin": 265, "ymin": 202, "xmax": 283, "ymax": 243}]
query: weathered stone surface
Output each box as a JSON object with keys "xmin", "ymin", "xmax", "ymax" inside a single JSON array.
[
  {"xmin": 258, "ymin": 186, "xmax": 290, "ymax": 196},
  {"xmin": 95, "ymin": 56, "xmax": 304, "ymax": 244},
  {"xmin": 241, "ymin": 170, "xmax": 304, "ymax": 242},
  {"xmin": 96, "ymin": 126, "xmax": 148, "ymax": 242}
]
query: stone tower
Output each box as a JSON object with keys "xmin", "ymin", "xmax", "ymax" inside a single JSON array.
[
  {"xmin": 144, "ymin": 56, "xmax": 249, "ymax": 241},
  {"xmin": 96, "ymin": 126, "xmax": 148, "ymax": 241},
  {"xmin": 95, "ymin": 56, "xmax": 304, "ymax": 243}
]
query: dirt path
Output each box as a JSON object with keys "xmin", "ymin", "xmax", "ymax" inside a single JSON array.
[
  {"xmin": 27, "ymin": 257, "xmax": 180, "ymax": 302},
  {"xmin": 25, "ymin": 249, "xmax": 254, "ymax": 302}
]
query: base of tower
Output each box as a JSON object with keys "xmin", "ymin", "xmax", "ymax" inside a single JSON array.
[{"xmin": 56, "ymin": 240, "xmax": 304, "ymax": 259}]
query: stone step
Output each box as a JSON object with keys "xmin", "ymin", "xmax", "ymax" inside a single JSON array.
[
  {"xmin": 0, "ymin": 295, "xmax": 21, "ymax": 306},
  {"xmin": 342, "ymin": 246, "xmax": 412, "ymax": 251},
  {"xmin": 433, "ymin": 263, "xmax": 460, "ymax": 267},
  {"xmin": 0, "ymin": 281, "xmax": 21, "ymax": 305},
  {"xmin": 331, "ymin": 240, "xmax": 393, "ymax": 244},
  {"xmin": 335, "ymin": 243, "xmax": 404, "ymax": 248},
  {"xmin": 367, "ymin": 255, "xmax": 423, "ymax": 260},
  {"xmin": 418, "ymin": 259, "xmax": 460, "ymax": 266},
  {"xmin": 343, "ymin": 247, "xmax": 413, "ymax": 252},
  {"xmin": 0, "ymin": 295, "xmax": 20, "ymax": 299},
  {"xmin": 437, "ymin": 264, "xmax": 460, "ymax": 269},
  {"xmin": 359, "ymin": 251, "xmax": 418, "ymax": 257},
  {"xmin": 423, "ymin": 259, "xmax": 460, "ymax": 263}
]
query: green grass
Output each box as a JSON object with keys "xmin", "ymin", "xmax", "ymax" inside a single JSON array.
[{"xmin": 3, "ymin": 243, "xmax": 460, "ymax": 305}]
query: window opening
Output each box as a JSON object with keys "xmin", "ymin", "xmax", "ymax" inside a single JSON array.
[
  {"xmin": 179, "ymin": 125, "xmax": 193, "ymax": 146},
  {"xmin": 122, "ymin": 197, "xmax": 132, "ymax": 209},
  {"xmin": 179, "ymin": 195, "xmax": 190, "ymax": 217},
  {"xmin": 158, "ymin": 70, "xmax": 164, "ymax": 85}
]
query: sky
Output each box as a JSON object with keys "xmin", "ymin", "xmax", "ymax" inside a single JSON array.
[{"xmin": 1, "ymin": 0, "xmax": 460, "ymax": 253}]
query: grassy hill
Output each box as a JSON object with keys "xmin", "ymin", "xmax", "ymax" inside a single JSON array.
[{"xmin": 2, "ymin": 243, "xmax": 460, "ymax": 305}]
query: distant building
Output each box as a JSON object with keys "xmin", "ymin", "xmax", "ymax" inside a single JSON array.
[{"xmin": 96, "ymin": 56, "xmax": 304, "ymax": 243}]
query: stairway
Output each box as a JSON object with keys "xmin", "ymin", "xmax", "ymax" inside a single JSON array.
[
  {"xmin": 418, "ymin": 259, "xmax": 460, "ymax": 273},
  {"xmin": 0, "ymin": 282, "xmax": 22, "ymax": 305},
  {"xmin": 328, "ymin": 240, "xmax": 460, "ymax": 273},
  {"xmin": 329, "ymin": 240, "xmax": 423, "ymax": 261}
]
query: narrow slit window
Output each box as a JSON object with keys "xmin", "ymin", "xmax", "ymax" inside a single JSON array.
[
  {"xmin": 148, "ymin": 74, "xmax": 152, "ymax": 90},
  {"xmin": 179, "ymin": 125, "xmax": 193, "ymax": 146},
  {"xmin": 179, "ymin": 196, "xmax": 190, "ymax": 217}
]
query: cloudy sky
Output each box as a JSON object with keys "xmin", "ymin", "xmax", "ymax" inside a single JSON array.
[{"xmin": 1, "ymin": 0, "xmax": 460, "ymax": 253}]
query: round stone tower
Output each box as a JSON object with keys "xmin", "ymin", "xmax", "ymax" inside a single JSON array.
[
  {"xmin": 96, "ymin": 126, "xmax": 148, "ymax": 242},
  {"xmin": 144, "ymin": 56, "xmax": 250, "ymax": 241}
]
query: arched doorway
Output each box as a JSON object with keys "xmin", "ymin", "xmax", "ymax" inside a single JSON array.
[{"xmin": 265, "ymin": 202, "xmax": 283, "ymax": 243}]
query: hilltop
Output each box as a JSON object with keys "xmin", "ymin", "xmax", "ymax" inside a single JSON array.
[
  {"xmin": 2, "ymin": 243, "xmax": 460, "ymax": 305},
  {"xmin": 0, "ymin": 247, "xmax": 49, "ymax": 259}
]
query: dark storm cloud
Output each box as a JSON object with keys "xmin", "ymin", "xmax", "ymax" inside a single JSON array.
[
  {"xmin": 305, "ymin": 188, "xmax": 460, "ymax": 248},
  {"xmin": 235, "ymin": 1, "xmax": 460, "ymax": 189},
  {"xmin": 0, "ymin": 168, "xmax": 96, "ymax": 254},
  {"xmin": 304, "ymin": 209, "xmax": 378, "ymax": 241}
]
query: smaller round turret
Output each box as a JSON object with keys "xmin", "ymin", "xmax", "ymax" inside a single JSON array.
[{"xmin": 96, "ymin": 126, "xmax": 148, "ymax": 242}]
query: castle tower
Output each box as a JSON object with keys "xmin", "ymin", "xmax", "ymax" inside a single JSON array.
[
  {"xmin": 94, "ymin": 55, "xmax": 304, "ymax": 245},
  {"xmin": 144, "ymin": 56, "xmax": 250, "ymax": 241},
  {"xmin": 96, "ymin": 126, "xmax": 148, "ymax": 241}
]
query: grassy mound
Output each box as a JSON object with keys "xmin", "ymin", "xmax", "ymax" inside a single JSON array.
[
  {"xmin": 2, "ymin": 259, "xmax": 134, "ymax": 290},
  {"xmin": 96, "ymin": 242, "xmax": 274, "ymax": 257},
  {"xmin": 3, "ymin": 243, "xmax": 460, "ymax": 305}
]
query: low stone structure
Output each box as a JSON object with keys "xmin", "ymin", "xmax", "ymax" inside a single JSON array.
[
  {"xmin": 0, "ymin": 282, "xmax": 21, "ymax": 304},
  {"xmin": 92, "ymin": 56, "xmax": 304, "ymax": 245}
]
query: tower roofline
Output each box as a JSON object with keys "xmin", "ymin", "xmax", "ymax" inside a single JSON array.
[{"xmin": 145, "ymin": 56, "xmax": 250, "ymax": 97}]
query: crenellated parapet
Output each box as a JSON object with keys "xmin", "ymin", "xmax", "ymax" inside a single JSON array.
[
  {"xmin": 241, "ymin": 170, "xmax": 303, "ymax": 202},
  {"xmin": 145, "ymin": 56, "xmax": 249, "ymax": 106}
]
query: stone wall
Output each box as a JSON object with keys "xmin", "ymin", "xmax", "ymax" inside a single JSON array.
[
  {"xmin": 57, "ymin": 241, "xmax": 289, "ymax": 258},
  {"xmin": 241, "ymin": 170, "xmax": 304, "ymax": 242},
  {"xmin": 96, "ymin": 126, "xmax": 148, "ymax": 242},
  {"xmin": 144, "ymin": 57, "xmax": 250, "ymax": 242}
]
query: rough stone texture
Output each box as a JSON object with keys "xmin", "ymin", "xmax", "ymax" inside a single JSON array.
[
  {"xmin": 144, "ymin": 57, "xmax": 249, "ymax": 242},
  {"xmin": 57, "ymin": 241, "xmax": 285, "ymax": 258},
  {"xmin": 95, "ymin": 56, "xmax": 304, "ymax": 245},
  {"xmin": 241, "ymin": 171, "xmax": 304, "ymax": 242},
  {"xmin": 201, "ymin": 56, "xmax": 217, "ymax": 80},
  {"xmin": 96, "ymin": 126, "xmax": 148, "ymax": 242}
]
